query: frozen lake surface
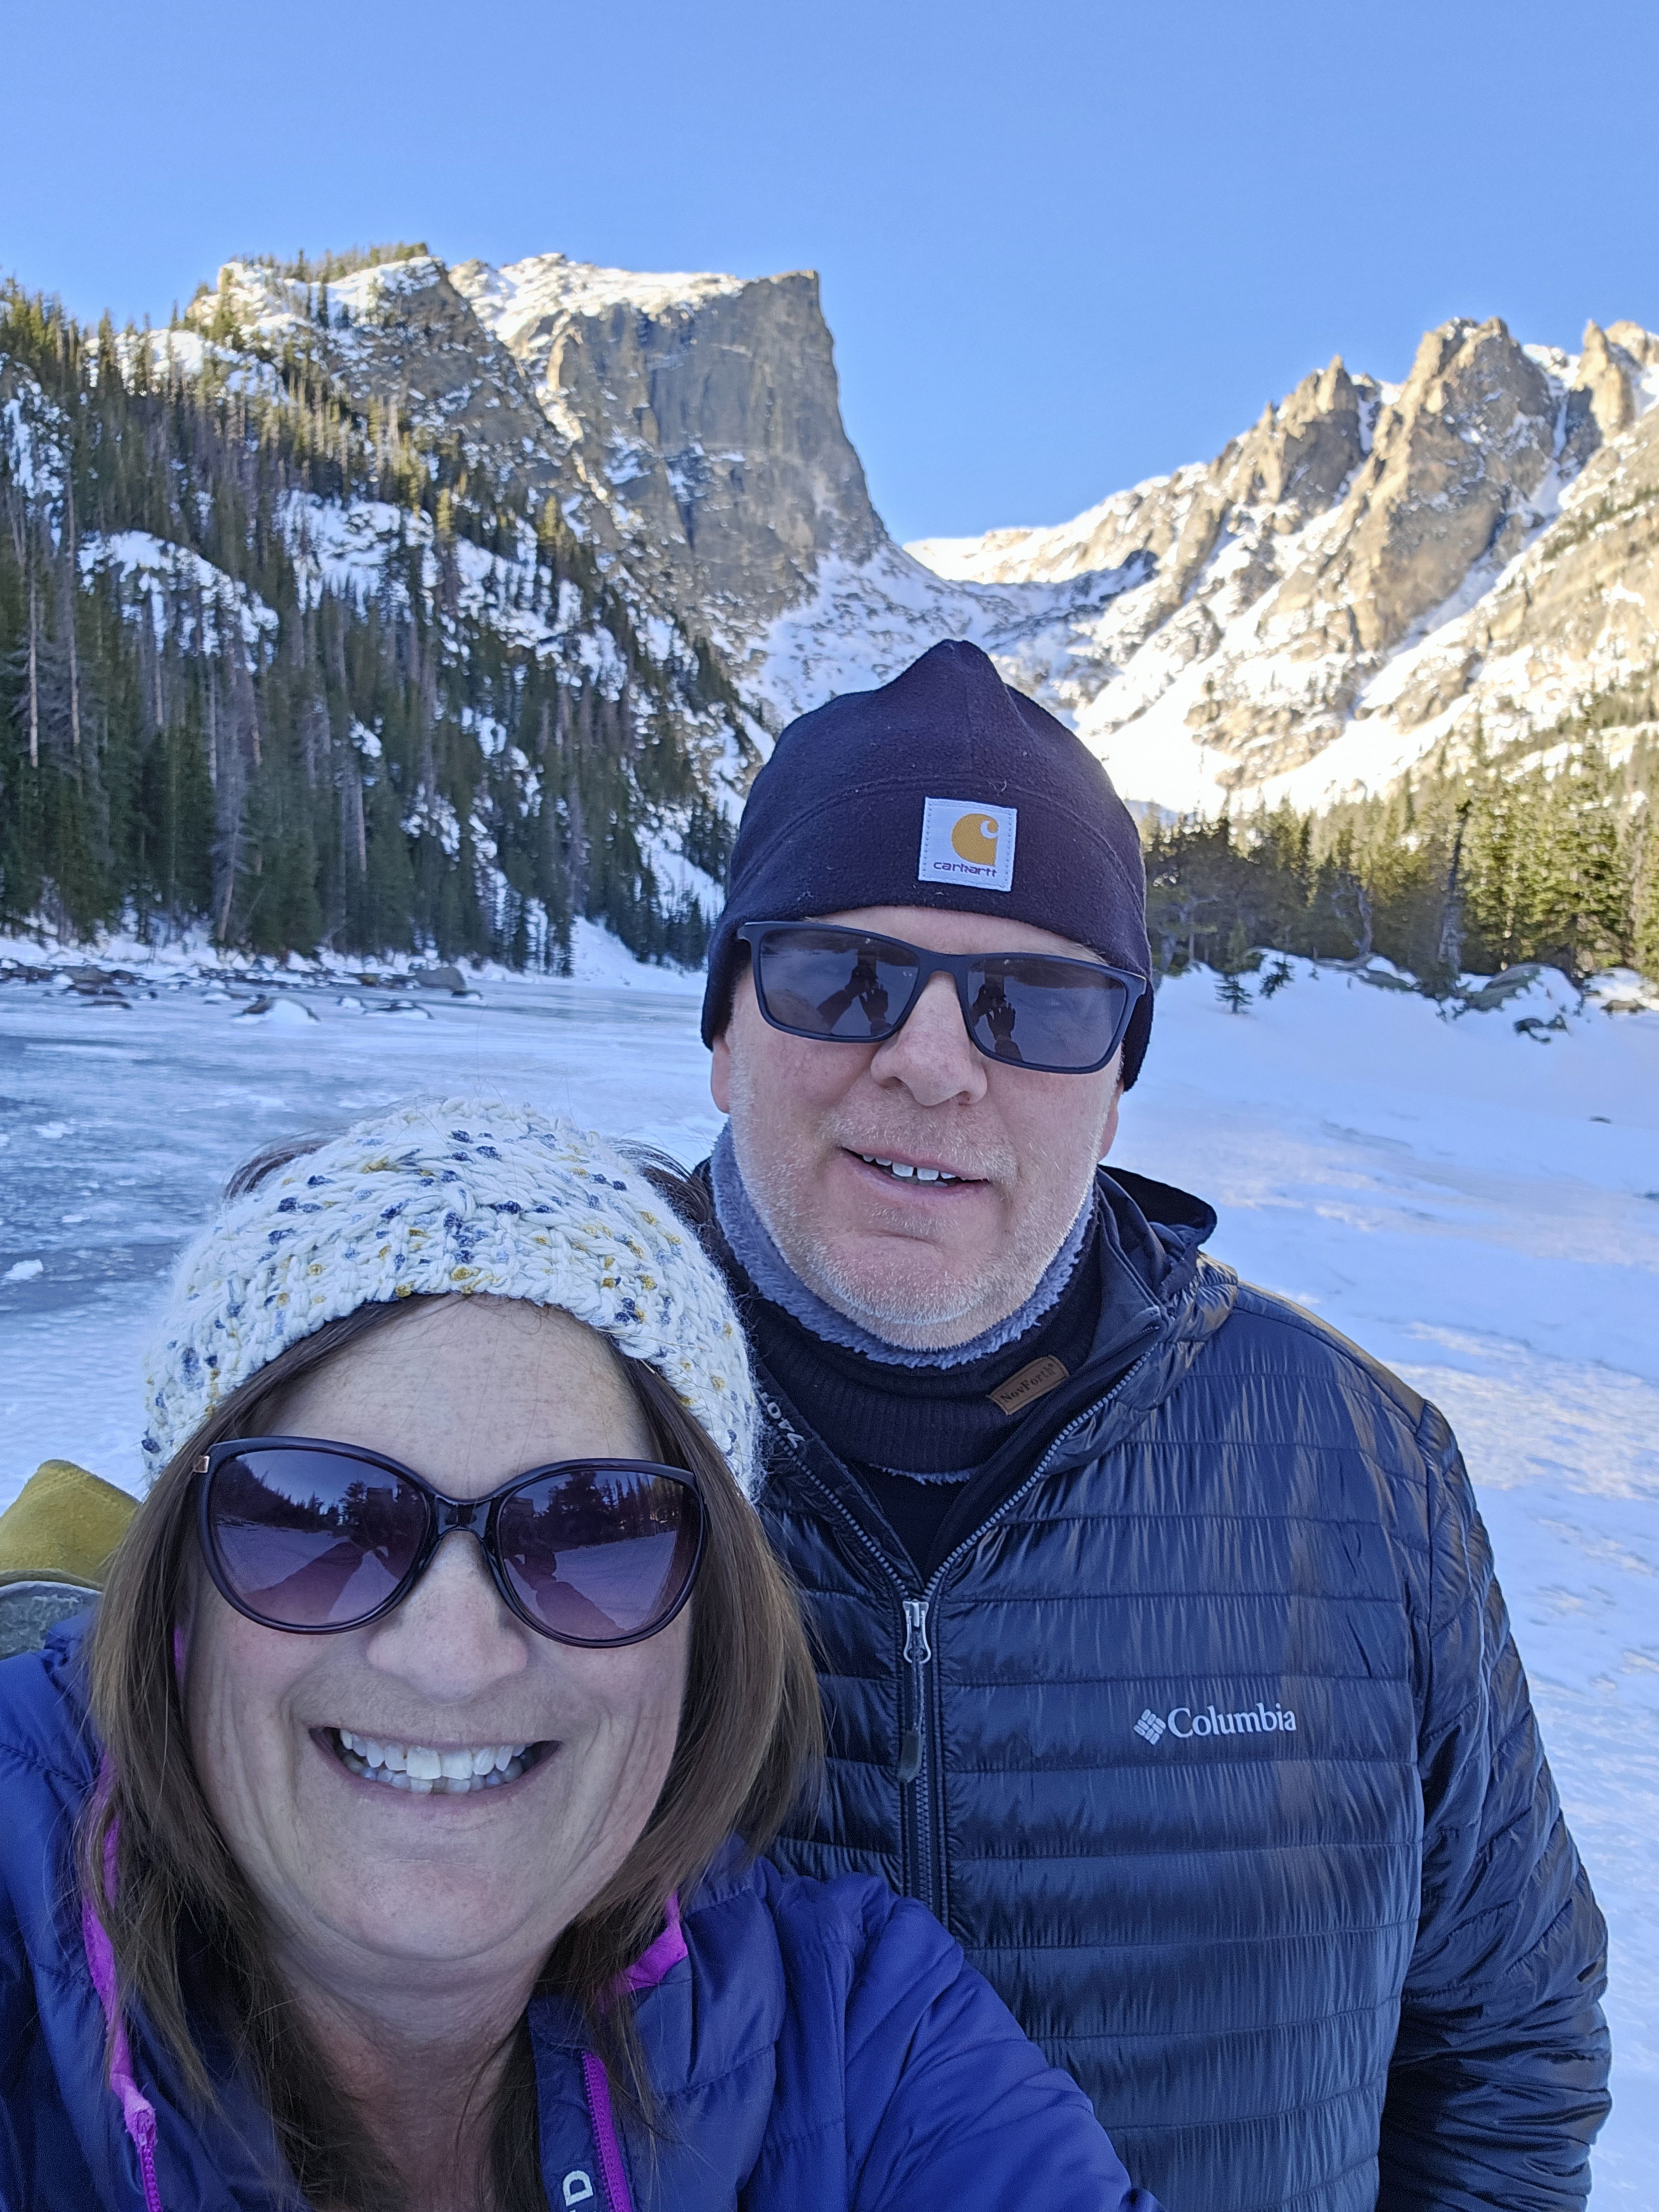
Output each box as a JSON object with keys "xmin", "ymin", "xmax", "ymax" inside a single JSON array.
[{"xmin": 1, "ymin": 946, "xmax": 1656, "ymax": 2197}]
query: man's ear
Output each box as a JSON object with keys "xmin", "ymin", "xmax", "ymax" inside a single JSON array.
[
  {"xmin": 1095, "ymin": 1061, "xmax": 1124, "ymax": 1162},
  {"xmin": 709, "ymin": 957, "xmax": 752, "ymax": 1114}
]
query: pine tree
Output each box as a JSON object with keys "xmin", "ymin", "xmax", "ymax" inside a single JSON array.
[{"xmin": 1632, "ymin": 798, "xmax": 1659, "ymax": 982}]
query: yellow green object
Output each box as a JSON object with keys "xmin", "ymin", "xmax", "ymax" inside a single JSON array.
[{"xmin": 0, "ymin": 1460, "xmax": 137, "ymax": 1590}]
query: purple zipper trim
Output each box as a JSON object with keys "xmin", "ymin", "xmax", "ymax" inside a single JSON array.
[
  {"xmin": 81, "ymin": 1809, "xmax": 165, "ymax": 2212},
  {"xmin": 612, "ymin": 1891, "xmax": 686, "ymax": 1999},
  {"xmin": 580, "ymin": 2050, "xmax": 637, "ymax": 2212},
  {"xmin": 576, "ymin": 1894, "xmax": 683, "ymax": 2210}
]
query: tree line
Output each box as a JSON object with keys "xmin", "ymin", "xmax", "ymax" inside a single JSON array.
[
  {"xmin": 0, "ymin": 281, "xmax": 744, "ymax": 969},
  {"xmin": 1144, "ymin": 727, "xmax": 1658, "ymax": 993}
]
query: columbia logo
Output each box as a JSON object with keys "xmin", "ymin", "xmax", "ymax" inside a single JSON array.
[{"xmin": 1133, "ymin": 1697, "xmax": 1298, "ymax": 1744}]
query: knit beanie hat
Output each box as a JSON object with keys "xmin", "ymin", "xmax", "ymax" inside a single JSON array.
[
  {"xmin": 141, "ymin": 1099, "xmax": 759, "ymax": 1493},
  {"xmin": 702, "ymin": 639, "xmax": 1154, "ymax": 1086}
]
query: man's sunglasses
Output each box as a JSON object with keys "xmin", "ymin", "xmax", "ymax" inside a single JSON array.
[
  {"xmin": 194, "ymin": 1438, "xmax": 705, "ymax": 1647},
  {"xmin": 737, "ymin": 921, "xmax": 1146, "ymax": 1076}
]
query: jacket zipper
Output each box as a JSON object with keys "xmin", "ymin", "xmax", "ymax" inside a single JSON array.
[
  {"xmin": 580, "ymin": 2049, "xmax": 635, "ymax": 2212},
  {"xmin": 774, "ymin": 1343, "xmax": 1160, "ymax": 1926},
  {"xmin": 898, "ymin": 1597, "xmax": 934, "ymax": 1903},
  {"xmin": 134, "ymin": 2108, "xmax": 161, "ymax": 2212}
]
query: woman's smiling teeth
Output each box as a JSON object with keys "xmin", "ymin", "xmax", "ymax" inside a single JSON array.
[
  {"xmin": 331, "ymin": 1728, "xmax": 534, "ymax": 1793},
  {"xmin": 855, "ymin": 1153, "xmax": 963, "ymax": 1184}
]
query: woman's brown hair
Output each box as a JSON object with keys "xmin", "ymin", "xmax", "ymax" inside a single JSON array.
[{"xmin": 80, "ymin": 1146, "xmax": 822, "ymax": 2212}]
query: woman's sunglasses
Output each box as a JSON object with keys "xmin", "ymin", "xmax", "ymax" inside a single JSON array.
[
  {"xmin": 194, "ymin": 1437, "xmax": 705, "ymax": 1648},
  {"xmin": 737, "ymin": 921, "xmax": 1146, "ymax": 1076}
]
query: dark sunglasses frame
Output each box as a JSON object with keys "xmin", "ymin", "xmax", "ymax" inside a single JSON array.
[
  {"xmin": 737, "ymin": 920, "xmax": 1147, "ymax": 1075},
  {"xmin": 194, "ymin": 1436, "xmax": 706, "ymax": 1648}
]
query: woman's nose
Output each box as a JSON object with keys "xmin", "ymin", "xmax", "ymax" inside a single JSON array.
[{"xmin": 361, "ymin": 1531, "xmax": 530, "ymax": 1702}]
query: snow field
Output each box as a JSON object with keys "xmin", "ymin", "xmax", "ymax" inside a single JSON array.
[{"xmin": 0, "ymin": 948, "xmax": 1653, "ymax": 2194}]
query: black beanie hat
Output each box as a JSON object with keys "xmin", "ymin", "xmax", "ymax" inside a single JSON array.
[{"xmin": 702, "ymin": 639, "xmax": 1154, "ymax": 1087}]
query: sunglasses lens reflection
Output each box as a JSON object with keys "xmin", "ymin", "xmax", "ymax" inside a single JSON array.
[
  {"xmin": 496, "ymin": 1467, "xmax": 701, "ymax": 1642},
  {"xmin": 752, "ymin": 926, "xmax": 1132, "ymax": 1071},
  {"xmin": 966, "ymin": 957, "xmax": 1130, "ymax": 1070},
  {"xmin": 754, "ymin": 928, "xmax": 916, "ymax": 1041},
  {"xmin": 207, "ymin": 1449, "xmax": 427, "ymax": 1629}
]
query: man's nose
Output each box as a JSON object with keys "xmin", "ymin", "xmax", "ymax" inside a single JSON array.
[
  {"xmin": 867, "ymin": 971, "xmax": 988, "ymax": 1107},
  {"xmin": 361, "ymin": 1531, "xmax": 530, "ymax": 1704}
]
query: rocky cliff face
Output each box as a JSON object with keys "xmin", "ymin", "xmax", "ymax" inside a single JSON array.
[
  {"xmin": 185, "ymin": 249, "xmax": 907, "ymax": 716},
  {"xmin": 113, "ymin": 251, "xmax": 1659, "ymax": 818},
  {"xmin": 189, "ymin": 256, "xmax": 571, "ymax": 499},
  {"xmin": 452, "ymin": 254, "xmax": 884, "ymax": 648},
  {"xmin": 909, "ymin": 316, "xmax": 1659, "ymax": 810}
]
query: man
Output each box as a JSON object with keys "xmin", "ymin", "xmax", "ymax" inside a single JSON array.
[{"xmin": 693, "ymin": 640, "xmax": 1609, "ymax": 2211}]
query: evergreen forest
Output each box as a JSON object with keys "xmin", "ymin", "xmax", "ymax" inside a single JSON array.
[
  {"xmin": 1144, "ymin": 731, "xmax": 1658, "ymax": 993},
  {"xmin": 0, "ymin": 280, "xmax": 745, "ymax": 971}
]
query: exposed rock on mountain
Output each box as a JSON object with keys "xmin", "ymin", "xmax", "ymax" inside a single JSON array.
[
  {"xmin": 171, "ymin": 248, "xmax": 1156, "ymax": 740},
  {"xmin": 452, "ymin": 254, "xmax": 885, "ymax": 647},
  {"xmin": 185, "ymin": 256, "xmax": 571, "ymax": 500},
  {"xmin": 1, "ymin": 262, "xmax": 752, "ymax": 968},
  {"xmin": 910, "ymin": 314, "xmax": 1659, "ymax": 811}
]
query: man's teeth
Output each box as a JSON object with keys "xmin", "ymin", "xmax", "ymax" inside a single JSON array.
[
  {"xmin": 333, "ymin": 1729, "xmax": 531, "ymax": 1793},
  {"xmin": 857, "ymin": 1154, "xmax": 962, "ymax": 1183}
]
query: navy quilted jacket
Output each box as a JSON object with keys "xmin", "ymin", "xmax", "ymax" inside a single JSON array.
[
  {"xmin": 744, "ymin": 1165, "xmax": 1611, "ymax": 2212},
  {"xmin": 0, "ymin": 1623, "xmax": 1156, "ymax": 2212}
]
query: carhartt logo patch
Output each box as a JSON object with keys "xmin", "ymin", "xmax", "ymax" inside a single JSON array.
[{"xmin": 919, "ymin": 798, "xmax": 1017, "ymax": 891}]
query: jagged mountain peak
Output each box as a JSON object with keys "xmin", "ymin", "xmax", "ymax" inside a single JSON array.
[
  {"xmin": 26, "ymin": 250, "xmax": 1659, "ymax": 838},
  {"xmin": 177, "ymin": 254, "xmax": 572, "ymax": 498},
  {"xmin": 897, "ymin": 309, "xmax": 1659, "ymax": 812},
  {"xmin": 452, "ymin": 249, "xmax": 884, "ymax": 652}
]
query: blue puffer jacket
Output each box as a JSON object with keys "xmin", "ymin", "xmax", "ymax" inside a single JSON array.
[
  {"xmin": 744, "ymin": 1166, "xmax": 1612, "ymax": 2212},
  {"xmin": 0, "ymin": 1621, "xmax": 1156, "ymax": 2212}
]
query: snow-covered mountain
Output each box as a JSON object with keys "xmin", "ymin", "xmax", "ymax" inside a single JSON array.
[
  {"xmin": 19, "ymin": 243, "xmax": 1659, "ymax": 867},
  {"xmin": 260, "ymin": 252, "xmax": 1656, "ymax": 818},
  {"xmin": 1, "ymin": 256, "xmax": 763, "ymax": 968},
  {"xmin": 909, "ymin": 319, "xmax": 1659, "ymax": 812}
]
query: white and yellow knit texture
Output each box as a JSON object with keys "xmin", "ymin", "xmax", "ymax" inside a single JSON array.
[{"xmin": 142, "ymin": 1099, "xmax": 758, "ymax": 1491}]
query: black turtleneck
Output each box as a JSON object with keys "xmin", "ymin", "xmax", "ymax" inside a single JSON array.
[
  {"xmin": 741, "ymin": 1205, "xmax": 1107, "ymax": 1569},
  {"xmin": 694, "ymin": 1154, "xmax": 1193, "ymax": 1577}
]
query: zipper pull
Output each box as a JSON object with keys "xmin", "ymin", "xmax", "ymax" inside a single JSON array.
[{"xmin": 902, "ymin": 1598, "xmax": 932, "ymax": 1667}]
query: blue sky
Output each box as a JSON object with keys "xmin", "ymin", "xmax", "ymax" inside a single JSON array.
[{"xmin": 5, "ymin": 0, "xmax": 1657, "ymax": 542}]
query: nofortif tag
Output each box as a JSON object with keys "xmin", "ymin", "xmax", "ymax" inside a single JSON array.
[
  {"xmin": 989, "ymin": 1356, "xmax": 1069, "ymax": 1416},
  {"xmin": 919, "ymin": 798, "xmax": 1017, "ymax": 891}
]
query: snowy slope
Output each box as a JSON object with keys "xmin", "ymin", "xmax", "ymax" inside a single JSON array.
[
  {"xmin": 27, "ymin": 248, "xmax": 1659, "ymax": 842},
  {"xmin": 108, "ymin": 255, "xmax": 1659, "ymax": 823}
]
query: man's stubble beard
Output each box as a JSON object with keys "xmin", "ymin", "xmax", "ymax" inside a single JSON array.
[{"xmin": 724, "ymin": 1063, "xmax": 1097, "ymax": 1351}]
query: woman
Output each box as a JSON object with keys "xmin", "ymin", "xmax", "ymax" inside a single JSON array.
[{"xmin": 0, "ymin": 1099, "xmax": 1159, "ymax": 2212}]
